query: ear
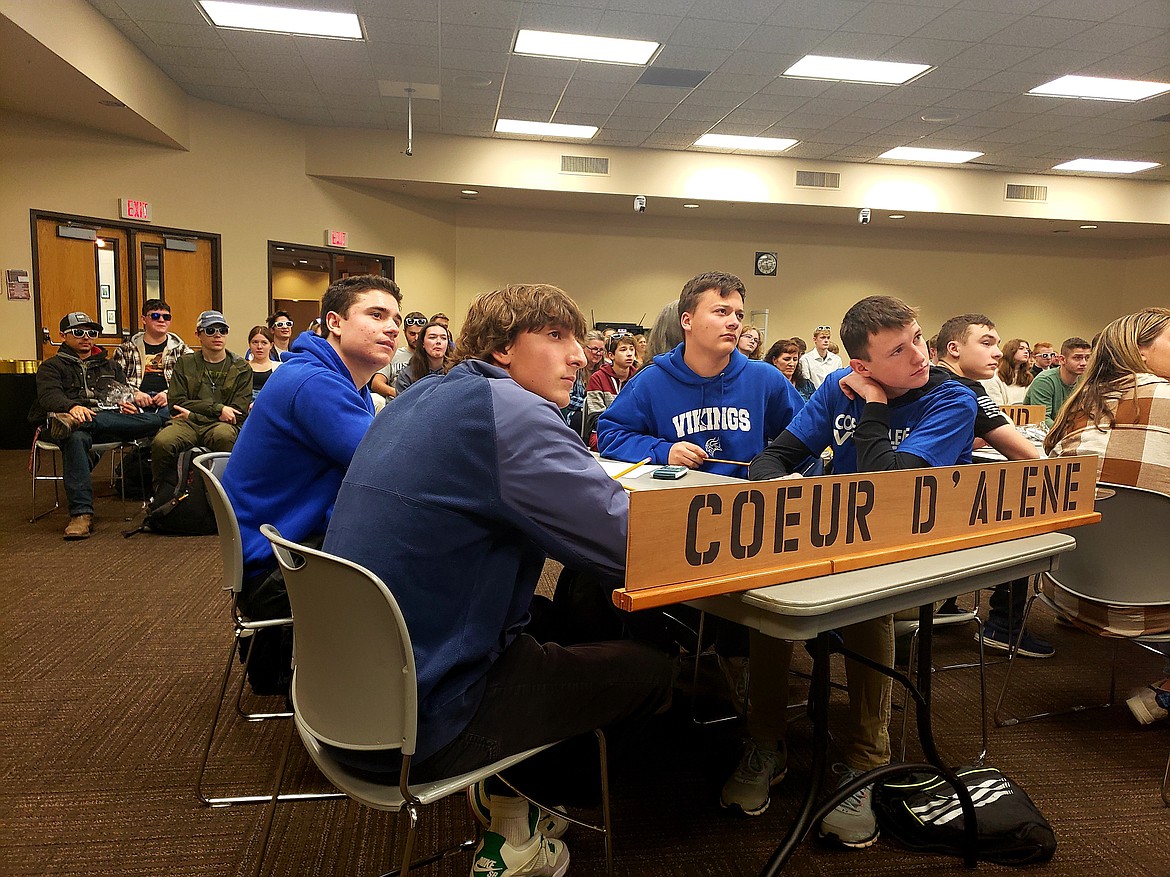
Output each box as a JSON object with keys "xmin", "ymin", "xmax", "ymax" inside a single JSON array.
[
  {"xmin": 680, "ymin": 309, "xmax": 693, "ymax": 335},
  {"xmin": 324, "ymin": 311, "xmax": 342, "ymax": 337},
  {"xmin": 491, "ymin": 344, "xmax": 513, "ymax": 370},
  {"xmin": 946, "ymin": 339, "xmax": 961, "ymax": 358},
  {"xmin": 849, "ymin": 357, "xmax": 872, "ymax": 378}
]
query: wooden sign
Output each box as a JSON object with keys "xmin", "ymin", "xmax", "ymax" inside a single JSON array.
[
  {"xmin": 614, "ymin": 456, "xmax": 1100, "ymax": 611},
  {"xmin": 1000, "ymin": 404, "xmax": 1046, "ymax": 426}
]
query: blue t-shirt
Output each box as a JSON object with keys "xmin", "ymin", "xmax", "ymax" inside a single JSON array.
[{"xmin": 788, "ymin": 367, "xmax": 977, "ymax": 474}]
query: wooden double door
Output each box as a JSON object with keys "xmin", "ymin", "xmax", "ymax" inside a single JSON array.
[{"xmin": 33, "ymin": 214, "xmax": 219, "ymax": 360}]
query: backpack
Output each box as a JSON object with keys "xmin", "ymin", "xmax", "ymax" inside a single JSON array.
[
  {"xmin": 874, "ymin": 764, "xmax": 1057, "ymax": 866},
  {"xmin": 115, "ymin": 444, "xmax": 152, "ymax": 501},
  {"xmin": 124, "ymin": 446, "xmax": 217, "ymax": 537}
]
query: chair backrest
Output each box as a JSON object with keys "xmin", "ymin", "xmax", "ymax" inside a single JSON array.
[
  {"xmin": 193, "ymin": 452, "xmax": 242, "ymax": 595},
  {"xmin": 261, "ymin": 523, "xmax": 418, "ymax": 755},
  {"xmin": 1050, "ymin": 483, "xmax": 1170, "ymax": 607}
]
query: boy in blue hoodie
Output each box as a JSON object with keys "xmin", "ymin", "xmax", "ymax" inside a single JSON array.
[
  {"xmin": 223, "ymin": 274, "xmax": 401, "ymax": 692},
  {"xmin": 741, "ymin": 296, "xmax": 977, "ymax": 847},
  {"xmin": 597, "ymin": 271, "xmax": 804, "ymax": 476}
]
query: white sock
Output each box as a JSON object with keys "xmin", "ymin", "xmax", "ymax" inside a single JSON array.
[{"xmin": 489, "ymin": 794, "xmax": 534, "ymax": 848}]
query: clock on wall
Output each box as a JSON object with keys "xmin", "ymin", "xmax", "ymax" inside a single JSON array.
[{"xmin": 755, "ymin": 251, "xmax": 778, "ymax": 276}]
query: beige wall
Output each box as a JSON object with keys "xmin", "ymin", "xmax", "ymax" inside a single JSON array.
[
  {"xmin": 2, "ymin": 99, "xmax": 1167, "ymax": 362},
  {"xmin": 454, "ymin": 206, "xmax": 1170, "ymax": 347},
  {"xmin": 0, "ymin": 102, "xmax": 456, "ymax": 359},
  {"xmin": 271, "ymin": 268, "xmax": 330, "ymax": 303}
]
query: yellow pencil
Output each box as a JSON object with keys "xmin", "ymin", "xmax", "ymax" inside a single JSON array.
[
  {"xmin": 611, "ymin": 458, "xmax": 651, "ymax": 479},
  {"xmin": 706, "ymin": 458, "xmax": 752, "ymax": 467}
]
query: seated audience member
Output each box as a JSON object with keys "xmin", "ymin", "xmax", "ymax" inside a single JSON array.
[
  {"xmin": 745, "ymin": 297, "xmax": 976, "ymax": 845},
  {"xmin": 598, "ymin": 272, "xmax": 803, "ymax": 478},
  {"xmin": 764, "ymin": 338, "xmax": 815, "ymax": 402},
  {"xmin": 1024, "ymin": 336, "xmax": 1092, "ymax": 426},
  {"xmin": 791, "ymin": 336, "xmax": 807, "ymax": 356},
  {"xmin": 632, "ymin": 332, "xmax": 648, "ymax": 368},
  {"xmin": 583, "ymin": 330, "xmax": 606, "ymax": 378},
  {"xmin": 1031, "ymin": 340, "xmax": 1057, "ymax": 376},
  {"xmin": 927, "ymin": 334, "xmax": 939, "ymax": 365},
  {"xmin": 393, "ymin": 320, "xmax": 450, "ymax": 396},
  {"xmin": 151, "ymin": 311, "xmax": 251, "ymax": 492},
  {"xmin": 30, "ymin": 312, "xmax": 166, "ymax": 539},
  {"xmin": 584, "ymin": 332, "xmax": 638, "ymax": 449},
  {"xmin": 982, "ymin": 338, "xmax": 1033, "ymax": 406},
  {"xmin": 642, "ymin": 302, "xmax": 684, "ymax": 365},
  {"xmin": 223, "ymin": 275, "xmax": 399, "ymax": 693},
  {"xmin": 799, "ymin": 324, "xmax": 843, "ymax": 389},
  {"xmin": 371, "ymin": 310, "xmax": 425, "ymax": 409},
  {"xmin": 324, "ymin": 284, "xmax": 672, "ymax": 876},
  {"xmin": 267, "ymin": 310, "xmax": 294, "ymax": 360},
  {"xmin": 430, "ymin": 311, "xmax": 455, "ymax": 350},
  {"xmin": 246, "ymin": 325, "xmax": 280, "ymax": 401},
  {"xmin": 935, "ymin": 315, "xmax": 1053, "ymax": 657},
  {"xmin": 113, "ymin": 298, "xmax": 192, "ymax": 416},
  {"xmin": 1045, "ymin": 307, "xmax": 1170, "ymax": 725},
  {"xmin": 737, "ymin": 323, "xmax": 763, "ymax": 360}
]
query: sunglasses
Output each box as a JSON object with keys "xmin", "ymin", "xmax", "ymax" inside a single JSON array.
[
  {"xmin": 67, "ymin": 328, "xmax": 99, "ymax": 338},
  {"xmin": 271, "ymin": 320, "xmax": 293, "ymax": 329},
  {"xmin": 1034, "ymin": 352, "xmax": 1056, "ymax": 359},
  {"xmin": 815, "ymin": 326, "xmax": 832, "ymax": 333},
  {"xmin": 146, "ymin": 311, "xmax": 172, "ymax": 321},
  {"xmin": 201, "ymin": 326, "xmax": 229, "ymax": 336},
  {"xmin": 404, "ymin": 316, "xmax": 427, "ymax": 327}
]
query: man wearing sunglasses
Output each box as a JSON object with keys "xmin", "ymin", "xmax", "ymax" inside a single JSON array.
[
  {"xmin": 151, "ymin": 310, "xmax": 252, "ymax": 494},
  {"xmin": 1030, "ymin": 341, "xmax": 1057, "ymax": 377},
  {"xmin": 265, "ymin": 310, "xmax": 294, "ymax": 360},
  {"xmin": 370, "ymin": 311, "xmax": 425, "ymax": 406},
  {"xmin": 112, "ymin": 299, "xmax": 192, "ymax": 415},
  {"xmin": 29, "ymin": 312, "xmax": 167, "ymax": 539},
  {"xmin": 800, "ymin": 324, "xmax": 844, "ymax": 390}
]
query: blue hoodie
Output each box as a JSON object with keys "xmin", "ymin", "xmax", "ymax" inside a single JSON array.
[
  {"xmin": 225, "ymin": 332, "xmax": 375, "ymax": 584},
  {"xmin": 596, "ymin": 343, "xmax": 804, "ymax": 478}
]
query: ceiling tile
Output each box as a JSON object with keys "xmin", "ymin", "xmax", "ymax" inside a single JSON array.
[
  {"xmin": 1034, "ymin": 0, "xmax": 1122, "ymax": 23},
  {"xmin": 261, "ymin": 88, "xmax": 326, "ymax": 108},
  {"xmin": 498, "ymin": 91, "xmax": 561, "ymax": 112},
  {"xmin": 738, "ymin": 25, "xmax": 833, "ymax": 55},
  {"xmin": 984, "ymin": 14, "xmax": 1092, "ymax": 47},
  {"xmin": 272, "ymin": 107, "xmax": 335, "ymax": 126},
  {"xmin": 557, "ymin": 96, "xmax": 623, "ymax": 116},
  {"xmin": 594, "ymin": 10, "xmax": 682, "ymax": 42},
  {"xmin": 1053, "ymin": 22, "xmax": 1153, "ymax": 54},
  {"xmin": 362, "ymin": 17, "xmax": 441, "ymax": 44},
  {"xmin": 517, "ymin": 3, "xmax": 604, "ymax": 31},
  {"xmin": 137, "ymin": 20, "xmax": 225, "ymax": 49},
  {"xmin": 503, "ymin": 72, "xmax": 570, "ymax": 95},
  {"xmin": 173, "ymin": 65, "xmax": 252, "ymax": 88},
  {"xmin": 1112, "ymin": 0, "xmax": 1170, "ymax": 28},
  {"xmin": 768, "ymin": 0, "xmax": 869, "ymax": 30},
  {"xmin": 808, "ymin": 29, "xmax": 903, "ymax": 56},
  {"xmin": 441, "ymin": 24, "xmax": 514, "ymax": 51},
  {"xmin": 439, "ymin": 0, "xmax": 521, "ymax": 29},
  {"xmin": 687, "ymin": 0, "xmax": 781, "ymax": 24},
  {"xmin": 841, "ymin": 3, "xmax": 948, "ymax": 37},
  {"xmin": 667, "ymin": 19, "xmax": 757, "ymax": 50},
  {"xmin": 913, "ymin": 8, "xmax": 1024, "ymax": 41}
]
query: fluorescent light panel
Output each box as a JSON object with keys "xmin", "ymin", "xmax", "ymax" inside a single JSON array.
[
  {"xmin": 495, "ymin": 119, "xmax": 597, "ymax": 139},
  {"xmin": 514, "ymin": 29, "xmax": 658, "ymax": 65},
  {"xmin": 880, "ymin": 146, "xmax": 983, "ymax": 163},
  {"xmin": 693, "ymin": 134, "xmax": 798, "ymax": 152},
  {"xmin": 783, "ymin": 55, "xmax": 931, "ymax": 85},
  {"xmin": 199, "ymin": 1, "xmax": 362, "ymax": 38},
  {"xmin": 1052, "ymin": 158, "xmax": 1160, "ymax": 174},
  {"xmin": 1029, "ymin": 75, "xmax": 1170, "ymax": 102}
]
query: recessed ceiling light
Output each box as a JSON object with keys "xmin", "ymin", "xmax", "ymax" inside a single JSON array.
[
  {"xmin": 683, "ymin": 203, "xmax": 700, "ymax": 209},
  {"xmin": 693, "ymin": 133, "xmax": 798, "ymax": 152},
  {"xmin": 879, "ymin": 146, "xmax": 983, "ymax": 164},
  {"xmin": 1029, "ymin": 75, "xmax": 1170, "ymax": 102},
  {"xmin": 1079, "ymin": 225, "xmax": 1098, "ymax": 229},
  {"xmin": 513, "ymin": 29, "xmax": 658, "ymax": 65},
  {"xmin": 495, "ymin": 119, "xmax": 597, "ymax": 139},
  {"xmin": 888, "ymin": 214, "xmax": 906, "ymax": 219},
  {"xmin": 461, "ymin": 189, "xmax": 479, "ymax": 195},
  {"xmin": 199, "ymin": 1, "xmax": 363, "ymax": 38},
  {"xmin": 783, "ymin": 55, "xmax": 931, "ymax": 85},
  {"xmin": 1051, "ymin": 158, "xmax": 1160, "ymax": 174}
]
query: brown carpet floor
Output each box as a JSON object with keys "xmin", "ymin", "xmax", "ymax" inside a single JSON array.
[{"xmin": 2, "ymin": 448, "xmax": 1167, "ymax": 877}]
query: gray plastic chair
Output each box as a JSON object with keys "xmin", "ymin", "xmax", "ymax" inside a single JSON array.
[
  {"xmin": 993, "ymin": 483, "xmax": 1170, "ymax": 804},
  {"xmin": 193, "ymin": 452, "xmax": 342, "ymax": 808},
  {"xmin": 255, "ymin": 523, "xmax": 614, "ymax": 877},
  {"xmin": 30, "ymin": 428, "xmax": 135, "ymax": 522}
]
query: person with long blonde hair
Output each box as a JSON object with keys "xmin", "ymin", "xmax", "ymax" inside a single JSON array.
[
  {"xmin": 982, "ymin": 337, "xmax": 1033, "ymax": 405},
  {"xmin": 1046, "ymin": 307, "xmax": 1170, "ymax": 726}
]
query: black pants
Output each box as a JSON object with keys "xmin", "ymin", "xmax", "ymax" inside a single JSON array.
[{"xmin": 988, "ymin": 578, "xmax": 1029, "ymax": 631}]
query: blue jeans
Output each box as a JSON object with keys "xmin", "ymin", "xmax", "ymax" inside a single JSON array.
[{"xmin": 50, "ymin": 409, "xmax": 166, "ymax": 515}]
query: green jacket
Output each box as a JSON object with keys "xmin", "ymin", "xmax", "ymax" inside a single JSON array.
[
  {"xmin": 1023, "ymin": 367, "xmax": 1078, "ymax": 427},
  {"xmin": 169, "ymin": 350, "xmax": 252, "ymax": 428}
]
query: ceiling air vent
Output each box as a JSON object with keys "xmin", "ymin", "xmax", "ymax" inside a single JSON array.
[
  {"xmin": 1005, "ymin": 183, "xmax": 1047, "ymax": 202},
  {"xmin": 561, "ymin": 155, "xmax": 609, "ymax": 175},
  {"xmin": 795, "ymin": 170, "xmax": 840, "ymax": 189}
]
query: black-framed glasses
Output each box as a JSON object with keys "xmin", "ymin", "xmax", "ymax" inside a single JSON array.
[
  {"xmin": 146, "ymin": 311, "xmax": 172, "ymax": 321},
  {"xmin": 271, "ymin": 320, "xmax": 293, "ymax": 329},
  {"xmin": 201, "ymin": 326, "xmax": 229, "ymax": 336},
  {"xmin": 67, "ymin": 328, "xmax": 99, "ymax": 338},
  {"xmin": 404, "ymin": 316, "xmax": 427, "ymax": 327}
]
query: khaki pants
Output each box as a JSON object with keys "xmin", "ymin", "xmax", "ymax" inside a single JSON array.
[
  {"xmin": 746, "ymin": 615, "xmax": 893, "ymax": 771},
  {"xmin": 151, "ymin": 420, "xmax": 238, "ymax": 489}
]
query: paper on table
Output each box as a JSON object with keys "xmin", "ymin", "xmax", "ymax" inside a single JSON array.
[{"xmin": 597, "ymin": 459, "xmax": 653, "ymax": 479}]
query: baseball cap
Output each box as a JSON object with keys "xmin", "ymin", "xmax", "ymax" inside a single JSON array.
[
  {"xmin": 196, "ymin": 310, "xmax": 229, "ymax": 332},
  {"xmin": 60, "ymin": 312, "xmax": 101, "ymax": 332}
]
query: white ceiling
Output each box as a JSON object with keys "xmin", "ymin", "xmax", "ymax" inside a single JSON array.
[{"xmin": 83, "ymin": 0, "xmax": 1170, "ymax": 181}]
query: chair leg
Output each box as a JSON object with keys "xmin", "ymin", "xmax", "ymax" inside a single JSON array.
[
  {"xmin": 251, "ymin": 716, "xmax": 296, "ymax": 877},
  {"xmin": 30, "ymin": 444, "xmax": 63, "ymax": 523},
  {"xmin": 595, "ymin": 728, "xmax": 614, "ymax": 877},
  {"xmin": 1162, "ymin": 749, "xmax": 1170, "ymax": 808},
  {"xmin": 399, "ymin": 803, "xmax": 419, "ymax": 877}
]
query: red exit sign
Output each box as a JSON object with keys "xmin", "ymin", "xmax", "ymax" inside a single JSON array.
[
  {"xmin": 119, "ymin": 198, "xmax": 152, "ymax": 221},
  {"xmin": 326, "ymin": 229, "xmax": 348, "ymax": 248}
]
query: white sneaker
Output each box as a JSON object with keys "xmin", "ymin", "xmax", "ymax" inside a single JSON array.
[
  {"xmin": 467, "ymin": 781, "xmax": 570, "ymax": 839},
  {"xmin": 470, "ymin": 830, "xmax": 569, "ymax": 877}
]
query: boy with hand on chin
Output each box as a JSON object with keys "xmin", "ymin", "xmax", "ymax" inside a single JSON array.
[
  {"xmin": 325, "ymin": 285, "xmax": 671, "ymax": 877},
  {"xmin": 737, "ymin": 296, "xmax": 977, "ymax": 846}
]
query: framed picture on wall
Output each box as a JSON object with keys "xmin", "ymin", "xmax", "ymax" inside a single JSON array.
[
  {"xmin": 100, "ymin": 284, "xmax": 111, "ymax": 300},
  {"xmin": 105, "ymin": 309, "xmax": 116, "ymax": 325}
]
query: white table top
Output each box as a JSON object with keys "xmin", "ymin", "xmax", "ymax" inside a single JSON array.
[{"xmin": 688, "ymin": 532, "xmax": 1076, "ymax": 640}]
